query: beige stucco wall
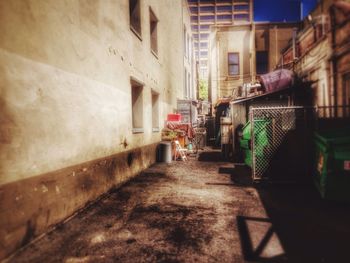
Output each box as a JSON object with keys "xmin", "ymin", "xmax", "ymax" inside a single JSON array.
[
  {"xmin": 208, "ymin": 23, "xmax": 297, "ymax": 101},
  {"xmin": 214, "ymin": 25, "xmax": 252, "ymax": 98},
  {"xmin": 0, "ymin": 0, "xmax": 184, "ymax": 185},
  {"xmin": 208, "ymin": 28, "xmax": 219, "ymax": 103},
  {"xmin": 0, "ymin": 0, "xmax": 190, "ymax": 259},
  {"xmin": 267, "ymin": 26, "xmax": 297, "ymax": 71},
  {"xmin": 182, "ymin": 0, "xmax": 197, "ymax": 100}
]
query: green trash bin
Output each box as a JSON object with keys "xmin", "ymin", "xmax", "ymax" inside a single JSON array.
[
  {"xmin": 313, "ymin": 129, "xmax": 350, "ymax": 201},
  {"xmin": 240, "ymin": 121, "xmax": 251, "ymax": 166},
  {"xmin": 240, "ymin": 120, "xmax": 270, "ymax": 167}
]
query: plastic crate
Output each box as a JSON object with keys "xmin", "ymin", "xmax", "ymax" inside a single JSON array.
[{"xmin": 167, "ymin": 114, "xmax": 181, "ymax": 122}]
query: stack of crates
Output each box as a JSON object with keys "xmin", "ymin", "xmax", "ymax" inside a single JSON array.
[{"xmin": 313, "ymin": 128, "xmax": 350, "ymax": 201}]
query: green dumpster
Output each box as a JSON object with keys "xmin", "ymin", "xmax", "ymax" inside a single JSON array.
[
  {"xmin": 240, "ymin": 121, "xmax": 252, "ymax": 167},
  {"xmin": 313, "ymin": 129, "xmax": 350, "ymax": 201},
  {"xmin": 240, "ymin": 120, "xmax": 270, "ymax": 167}
]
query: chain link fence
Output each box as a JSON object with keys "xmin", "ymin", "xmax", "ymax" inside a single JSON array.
[
  {"xmin": 249, "ymin": 105, "xmax": 350, "ymax": 181},
  {"xmin": 250, "ymin": 106, "xmax": 315, "ymax": 181}
]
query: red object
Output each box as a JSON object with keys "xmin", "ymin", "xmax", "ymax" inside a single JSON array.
[
  {"xmin": 167, "ymin": 114, "xmax": 181, "ymax": 122},
  {"xmin": 260, "ymin": 69, "xmax": 294, "ymax": 93}
]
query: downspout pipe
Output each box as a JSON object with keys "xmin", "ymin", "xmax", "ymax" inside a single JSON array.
[{"xmin": 330, "ymin": 5, "xmax": 338, "ymax": 117}]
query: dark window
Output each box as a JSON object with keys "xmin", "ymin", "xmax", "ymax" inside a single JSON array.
[
  {"xmin": 343, "ymin": 73, "xmax": 350, "ymax": 117},
  {"xmin": 131, "ymin": 79, "xmax": 143, "ymax": 133},
  {"xmin": 256, "ymin": 51, "xmax": 268, "ymax": 75},
  {"xmin": 152, "ymin": 91, "xmax": 159, "ymax": 131},
  {"xmin": 228, "ymin": 53, "xmax": 239, "ymax": 76},
  {"xmin": 129, "ymin": 0, "xmax": 141, "ymax": 37},
  {"xmin": 150, "ymin": 8, "xmax": 158, "ymax": 55}
]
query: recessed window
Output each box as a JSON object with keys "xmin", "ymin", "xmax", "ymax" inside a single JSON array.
[
  {"xmin": 149, "ymin": 8, "xmax": 158, "ymax": 55},
  {"xmin": 131, "ymin": 79, "xmax": 144, "ymax": 133},
  {"xmin": 129, "ymin": 0, "xmax": 141, "ymax": 38},
  {"xmin": 228, "ymin": 52, "xmax": 239, "ymax": 76},
  {"xmin": 152, "ymin": 91, "xmax": 159, "ymax": 132},
  {"xmin": 342, "ymin": 73, "xmax": 350, "ymax": 117},
  {"xmin": 256, "ymin": 51, "xmax": 268, "ymax": 75}
]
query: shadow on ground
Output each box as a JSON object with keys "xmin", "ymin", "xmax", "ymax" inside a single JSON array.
[
  {"xmin": 198, "ymin": 151, "xmax": 224, "ymax": 162},
  {"xmin": 226, "ymin": 164, "xmax": 350, "ymax": 262}
]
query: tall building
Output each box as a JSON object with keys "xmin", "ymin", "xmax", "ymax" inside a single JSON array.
[{"xmin": 188, "ymin": 0, "xmax": 253, "ymax": 79}]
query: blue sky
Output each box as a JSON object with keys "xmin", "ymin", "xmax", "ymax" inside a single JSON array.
[{"xmin": 254, "ymin": 0, "xmax": 319, "ymax": 22}]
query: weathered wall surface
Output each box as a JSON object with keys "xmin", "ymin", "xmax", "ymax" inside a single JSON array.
[
  {"xmin": 255, "ymin": 23, "xmax": 298, "ymax": 72},
  {"xmin": 209, "ymin": 28, "xmax": 219, "ymax": 103},
  {"xmin": 0, "ymin": 0, "xmax": 185, "ymax": 259},
  {"xmin": 267, "ymin": 26, "xmax": 297, "ymax": 72},
  {"xmin": 209, "ymin": 23, "xmax": 297, "ymax": 100},
  {"xmin": 182, "ymin": 0, "xmax": 197, "ymax": 100},
  {"xmin": 216, "ymin": 26, "xmax": 252, "ymax": 98},
  {"xmin": 294, "ymin": 38, "xmax": 332, "ymax": 108}
]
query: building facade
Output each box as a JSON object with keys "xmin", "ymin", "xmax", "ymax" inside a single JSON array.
[
  {"xmin": 281, "ymin": 0, "xmax": 350, "ymax": 117},
  {"xmin": 209, "ymin": 22, "xmax": 299, "ymax": 102},
  {"xmin": 0, "ymin": 0, "xmax": 193, "ymax": 259},
  {"xmin": 183, "ymin": 0, "xmax": 198, "ymax": 100},
  {"xmin": 188, "ymin": 0, "xmax": 253, "ymax": 79}
]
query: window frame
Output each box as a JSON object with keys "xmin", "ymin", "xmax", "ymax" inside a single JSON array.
[
  {"xmin": 228, "ymin": 52, "xmax": 240, "ymax": 77},
  {"xmin": 129, "ymin": 0, "xmax": 142, "ymax": 40},
  {"xmin": 151, "ymin": 90, "xmax": 160, "ymax": 132},
  {"xmin": 256, "ymin": 50, "xmax": 269, "ymax": 75},
  {"xmin": 131, "ymin": 78, "xmax": 144, "ymax": 133},
  {"xmin": 149, "ymin": 7, "xmax": 158, "ymax": 57}
]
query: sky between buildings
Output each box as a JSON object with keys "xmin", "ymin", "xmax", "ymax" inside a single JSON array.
[{"xmin": 254, "ymin": 0, "xmax": 319, "ymax": 22}]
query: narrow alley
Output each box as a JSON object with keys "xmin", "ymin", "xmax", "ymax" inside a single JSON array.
[
  {"xmin": 1, "ymin": 0, "xmax": 350, "ymax": 262},
  {"xmin": 7, "ymin": 149, "xmax": 350, "ymax": 263}
]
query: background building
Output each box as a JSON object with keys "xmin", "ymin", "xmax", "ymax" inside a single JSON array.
[
  {"xmin": 188, "ymin": 0, "xmax": 253, "ymax": 79},
  {"xmin": 209, "ymin": 22, "xmax": 299, "ymax": 102},
  {"xmin": 280, "ymin": 0, "xmax": 350, "ymax": 117},
  {"xmin": 0, "ymin": 0, "xmax": 194, "ymax": 259}
]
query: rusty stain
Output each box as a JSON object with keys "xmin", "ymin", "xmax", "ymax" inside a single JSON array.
[
  {"xmin": 120, "ymin": 138, "xmax": 128, "ymax": 148},
  {"xmin": 41, "ymin": 185, "xmax": 48, "ymax": 193},
  {"xmin": 0, "ymin": 144, "xmax": 157, "ymax": 260}
]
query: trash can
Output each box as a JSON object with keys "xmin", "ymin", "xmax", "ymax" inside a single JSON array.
[
  {"xmin": 239, "ymin": 119, "xmax": 270, "ymax": 167},
  {"xmin": 220, "ymin": 117, "xmax": 232, "ymax": 144},
  {"xmin": 313, "ymin": 129, "xmax": 350, "ymax": 201},
  {"xmin": 240, "ymin": 121, "xmax": 252, "ymax": 167},
  {"xmin": 158, "ymin": 141, "xmax": 172, "ymax": 163}
]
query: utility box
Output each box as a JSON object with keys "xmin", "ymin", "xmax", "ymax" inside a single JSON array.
[
  {"xmin": 313, "ymin": 129, "xmax": 350, "ymax": 201},
  {"xmin": 177, "ymin": 99, "xmax": 197, "ymax": 126}
]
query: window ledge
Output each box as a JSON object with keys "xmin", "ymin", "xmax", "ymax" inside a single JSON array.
[
  {"xmin": 132, "ymin": 128, "xmax": 144, "ymax": 134},
  {"xmin": 152, "ymin": 127, "xmax": 160, "ymax": 132},
  {"xmin": 130, "ymin": 26, "xmax": 142, "ymax": 41},
  {"xmin": 227, "ymin": 75, "xmax": 240, "ymax": 80}
]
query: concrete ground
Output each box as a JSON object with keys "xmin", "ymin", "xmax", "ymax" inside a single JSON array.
[{"xmin": 8, "ymin": 149, "xmax": 350, "ymax": 263}]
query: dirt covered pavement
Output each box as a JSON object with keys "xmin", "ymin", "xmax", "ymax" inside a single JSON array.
[
  {"xmin": 8, "ymin": 149, "xmax": 350, "ymax": 262},
  {"xmin": 8, "ymin": 149, "xmax": 271, "ymax": 262}
]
